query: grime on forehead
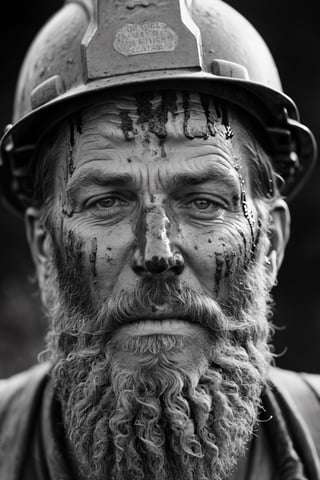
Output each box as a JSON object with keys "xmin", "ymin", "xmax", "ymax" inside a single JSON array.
[{"xmin": 61, "ymin": 92, "xmax": 258, "ymax": 226}]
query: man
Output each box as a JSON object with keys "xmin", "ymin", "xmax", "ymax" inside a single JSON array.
[{"xmin": 0, "ymin": 0, "xmax": 319, "ymax": 479}]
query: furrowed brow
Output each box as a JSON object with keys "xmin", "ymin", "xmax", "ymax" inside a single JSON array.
[
  {"xmin": 169, "ymin": 166, "xmax": 240, "ymax": 193},
  {"xmin": 66, "ymin": 170, "xmax": 134, "ymax": 198}
]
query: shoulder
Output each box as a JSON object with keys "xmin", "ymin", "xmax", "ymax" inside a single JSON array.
[
  {"xmin": 269, "ymin": 367, "xmax": 320, "ymax": 406},
  {"xmin": 0, "ymin": 363, "xmax": 50, "ymax": 476},
  {"xmin": 269, "ymin": 367, "xmax": 320, "ymax": 465},
  {"xmin": 270, "ymin": 366, "xmax": 320, "ymax": 387},
  {"xmin": 301, "ymin": 372, "xmax": 320, "ymax": 400},
  {"xmin": 0, "ymin": 362, "xmax": 49, "ymax": 394},
  {"xmin": 269, "ymin": 366, "xmax": 320, "ymax": 420},
  {"xmin": 0, "ymin": 363, "xmax": 50, "ymax": 417}
]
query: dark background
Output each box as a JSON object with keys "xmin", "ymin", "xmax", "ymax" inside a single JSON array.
[{"xmin": 0, "ymin": 1, "xmax": 319, "ymax": 378}]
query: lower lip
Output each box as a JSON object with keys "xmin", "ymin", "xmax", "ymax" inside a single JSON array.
[{"xmin": 116, "ymin": 319, "xmax": 203, "ymax": 336}]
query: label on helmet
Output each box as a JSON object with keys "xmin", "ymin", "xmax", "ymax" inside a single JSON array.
[{"xmin": 113, "ymin": 22, "xmax": 178, "ymax": 56}]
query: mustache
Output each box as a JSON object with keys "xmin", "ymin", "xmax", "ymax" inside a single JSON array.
[
  {"xmin": 52, "ymin": 275, "xmax": 235, "ymax": 357},
  {"xmin": 89, "ymin": 278, "xmax": 232, "ymax": 337}
]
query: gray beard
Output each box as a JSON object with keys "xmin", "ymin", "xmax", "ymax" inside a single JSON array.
[{"xmin": 42, "ymin": 234, "xmax": 273, "ymax": 480}]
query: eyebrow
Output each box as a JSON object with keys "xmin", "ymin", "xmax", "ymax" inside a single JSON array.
[
  {"xmin": 168, "ymin": 165, "xmax": 240, "ymax": 194},
  {"xmin": 66, "ymin": 170, "xmax": 135, "ymax": 198}
]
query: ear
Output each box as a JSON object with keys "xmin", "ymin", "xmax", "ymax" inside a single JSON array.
[
  {"xmin": 265, "ymin": 198, "xmax": 291, "ymax": 287},
  {"xmin": 25, "ymin": 207, "xmax": 52, "ymax": 283}
]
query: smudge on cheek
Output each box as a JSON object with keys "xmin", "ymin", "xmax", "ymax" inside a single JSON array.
[
  {"xmin": 224, "ymin": 251, "xmax": 236, "ymax": 278},
  {"xmin": 75, "ymin": 240, "xmax": 84, "ymax": 276},
  {"xmin": 64, "ymin": 229, "xmax": 83, "ymax": 265},
  {"xmin": 210, "ymin": 229, "xmax": 245, "ymax": 297},
  {"xmin": 213, "ymin": 250, "xmax": 236, "ymax": 296},
  {"xmin": 54, "ymin": 227, "xmax": 99, "ymax": 316},
  {"xmin": 106, "ymin": 246, "xmax": 114, "ymax": 265},
  {"xmin": 236, "ymin": 229, "xmax": 247, "ymax": 258},
  {"xmin": 89, "ymin": 237, "xmax": 98, "ymax": 277},
  {"xmin": 214, "ymin": 252, "xmax": 224, "ymax": 295},
  {"xmin": 238, "ymin": 212, "xmax": 262, "ymax": 264},
  {"xmin": 66, "ymin": 230, "xmax": 74, "ymax": 262}
]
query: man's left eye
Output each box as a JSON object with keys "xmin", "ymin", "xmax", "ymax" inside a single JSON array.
[
  {"xmin": 186, "ymin": 197, "xmax": 222, "ymax": 211},
  {"xmin": 95, "ymin": 197, "xmax": 118, "ymax": 208},
  {"xmin": 180, "ymin": 195, "xmax": 226, "ymax": 220},
  {"xmin": 191, "ymin": 199, "xmax": 214, "ymax": 210}
]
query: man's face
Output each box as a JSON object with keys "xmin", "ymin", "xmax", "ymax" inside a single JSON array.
[
  {"xmin": 49, "ymin": 92, "xmax": 261, "ymax": 312},
  {"xmin": 35, "ymin": 92, "xmax": 275, "ymax": 480}
]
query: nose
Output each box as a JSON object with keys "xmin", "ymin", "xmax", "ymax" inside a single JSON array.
[{"xmin": 132, "ymin": 205, "xmax": 184, "ymax": 276}]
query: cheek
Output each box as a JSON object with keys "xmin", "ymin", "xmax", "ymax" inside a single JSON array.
[
  {"xmin": 56, "ymin": 218, "xmax": 136, "ymax": 300},
  {"xmin": 178, "ymin": 216, "xmax": 253, "ymax": 296}
]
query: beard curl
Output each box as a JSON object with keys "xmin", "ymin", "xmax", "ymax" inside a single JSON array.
[{"xmin": 41, "ymin": 227, "xmax": 273, "ymax": 480}]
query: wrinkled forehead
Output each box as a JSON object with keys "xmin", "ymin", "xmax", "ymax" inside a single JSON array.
[
  {"xmin": 77, "ymin": 91, "xmax": 256, "ymax": 147},
  {"xmin": 40, "ymin": 90, "xmax": 273, "ymax": 202}
]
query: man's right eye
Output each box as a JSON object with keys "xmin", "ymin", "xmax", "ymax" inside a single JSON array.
[
  {"xmin": 94, "ymin": 197, "xmax": 118, "ymax": 209},
  {"xmin": 85, "ymin": 195, "xmax": 131, "ymax": 217}
]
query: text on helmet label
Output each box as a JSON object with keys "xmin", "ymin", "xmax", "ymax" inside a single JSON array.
[{"xmin": 114, "ymin": 22, "xmax": 178, "ymax": 56}]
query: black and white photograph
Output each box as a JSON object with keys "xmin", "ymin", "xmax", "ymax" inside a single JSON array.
[{"xmin": 0, "ymin": 1, "xmax": 319, "ymax": 478}]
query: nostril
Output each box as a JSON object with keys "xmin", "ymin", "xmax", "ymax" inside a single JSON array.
[
  {"xmin": 132, "ymin": 263, "xmax": 146, "ymax": 275},
  {"xmin": 145, "ymin": 256, "xmax": 168, "ymax": 274},
  {"xmin": 131, "ymin": 250, "xmax": 146, "ymax": 275},
  {"xmin": 132, "ymin": 250, "xmax": 184, "ymax": 276},
  {"xmin": 169, "ymin": 252, "xmax": 185, "ymax": 275}
]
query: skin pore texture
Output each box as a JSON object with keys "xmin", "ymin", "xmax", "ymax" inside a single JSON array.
[{"xmin": 26, "ymin": 91, "xmax": 289, "ymax": 480}]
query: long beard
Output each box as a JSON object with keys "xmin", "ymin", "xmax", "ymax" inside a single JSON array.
[{"xmin": 42, "ymin": 235, "xmax": 273, "ymax": 480}]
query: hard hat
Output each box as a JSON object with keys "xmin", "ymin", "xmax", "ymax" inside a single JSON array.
[{"xmin": 0, "ymin": 0, "xmax": 317, "ymax": 213}]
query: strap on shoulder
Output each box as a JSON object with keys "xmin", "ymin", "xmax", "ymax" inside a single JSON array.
[
  {"xmin": 270, "ymin": 367, "xmax": 320, "ymax": 480},
  {"xmin": 270, "ymin": 368, "xmax": 320, "ymax": 457},
  {"xmin": 302, "ymin": 373, "xmax": 320, "ymax": 403}
]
